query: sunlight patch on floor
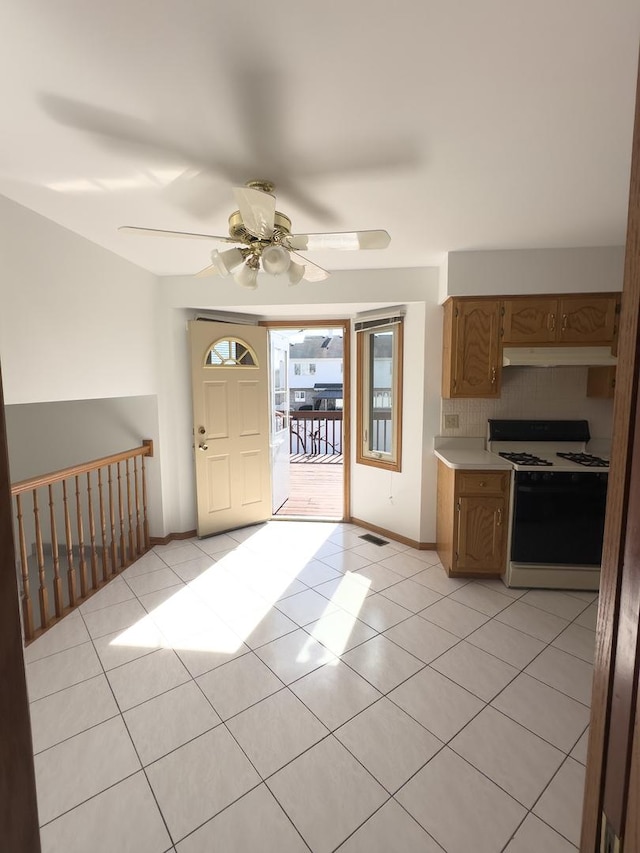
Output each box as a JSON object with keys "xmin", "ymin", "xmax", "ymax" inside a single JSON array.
[
  {"xmin": 109, "ymin": 521, "xmax": 352, "ymax": 655},
  {"xmin": 299, "ymin": 572, "xmax": 371, "ymax": 664}
]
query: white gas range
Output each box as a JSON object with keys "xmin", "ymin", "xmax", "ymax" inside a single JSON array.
[{"xmin": 488, "ymin": 419, "xmax": 608, "ymax": 590}]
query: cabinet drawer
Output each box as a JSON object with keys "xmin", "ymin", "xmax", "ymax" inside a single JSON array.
[{"xmin": 456, "ymin": 471, "xmax": 509, "ymax": 496}]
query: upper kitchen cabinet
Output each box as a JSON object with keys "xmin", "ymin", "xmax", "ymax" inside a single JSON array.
[
  {"xmin": 502, "ymin": 294, "xmax": 619, "ymax": 345},
  {"xmin": 502, "ymin": 297, "xmax": 559, "ymax": 343},
  {"xmin": 557, "ymin": 295, "xmax": 618, "ymax": 343},
  {"xmin": 442, "ymin": 298, "xmax": 501, "ymax": 398}
]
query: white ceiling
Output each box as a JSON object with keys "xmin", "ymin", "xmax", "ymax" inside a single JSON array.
[{"xmin": 1, "ymin": 1, "xmax": 639, "ymax": 277}]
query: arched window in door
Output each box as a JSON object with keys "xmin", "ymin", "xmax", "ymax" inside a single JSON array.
[{"xmin": 204, "ymin": 338, "xmax": 259, "ymax": 368}]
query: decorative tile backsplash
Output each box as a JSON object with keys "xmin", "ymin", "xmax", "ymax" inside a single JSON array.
[{"xmin": 440, "ymin": 366, "xmax": 613, "ymax": 439}]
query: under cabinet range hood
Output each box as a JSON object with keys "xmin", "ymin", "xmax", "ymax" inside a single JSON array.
[{"xmin": 502, "ymin": 346, "xmax": 617, "ymax": 368}]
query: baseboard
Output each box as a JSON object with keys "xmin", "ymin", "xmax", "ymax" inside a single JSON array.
[
  {"xmin": 150, "ymin": 530, "xmax": 197, "ymax": 546},
  {"xmin": 149, "ymin": 523, "xmax": 436, "ymax": 552},
  {"xmin": 350, "ymin": 517, "xmax": 436, "ymax": 551}
]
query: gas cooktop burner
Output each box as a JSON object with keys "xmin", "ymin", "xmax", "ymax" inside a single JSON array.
[
  {"xmin": 498, "ymin": 452, "xmax": 553, "ymax": 467},
  {"xmin": 556, "ymin": 452, "xmax": 609, "ymax": 468}
]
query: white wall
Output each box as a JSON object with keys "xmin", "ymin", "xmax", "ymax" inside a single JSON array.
[
  {"xmin": 420, "ymin": 291, "xmax": 444, "ymax": 543},
  {"xmin": 0, "ymin": 194, "xmax": 157, "ymax": 404},
  {"xmin": 349, "ymin": 302, "xmax": 428, "ymax": 541},
  {"xmin": 0, "ymin": 195, "xmax": 163, "ymax": 532},
  {"xmin": 152, "ymin": 301, "xmax": 197, "ymax": 536},
  {"xmin": 446, "ymin": 247, "xmax": 624, "ymax": 299}
]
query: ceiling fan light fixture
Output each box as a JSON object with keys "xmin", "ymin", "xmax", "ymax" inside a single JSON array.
[
  {"xmin": 261, "ymin": 243, "xmax": 291, "ymax": 276},
  {"xmin": 288, "ymin": 260, "xmax": 305, "ymax": 286},
  {"xmin": 233, "ymin": 262, "xmax": 258, "ymax": 290},
  {"xmin": 210, "ymin": 247, "xmax": 245, "ymax": 276}
]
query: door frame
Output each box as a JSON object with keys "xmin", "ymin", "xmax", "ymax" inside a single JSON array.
[
  {"xmin": 260, "ymin": 319, "xmax": 351, "ymax": 522},
  {"xmin": 0, "ymin": 362, "xmax": 42, "ymax": 850},
  {"xmin": 581, "ymin": 52, "xmax": 640, "ymax": 850}
]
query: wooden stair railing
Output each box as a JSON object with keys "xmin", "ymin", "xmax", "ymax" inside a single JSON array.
[{"xmin": 10, "ymin": 440, "xmax": 153, "ymax": 643}]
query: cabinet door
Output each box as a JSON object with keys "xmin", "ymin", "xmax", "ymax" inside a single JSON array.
[
  {"xmin": 558, "ymin": 296, "xmax": 617, "ymax": 343},
  {"xmin": 451, "ymin": 300, "xmax": 501, "ymax": 397},
  {"xmin": 456, "ymin": 496, "xmax": 506, "ymax": 574},
  {"xmin": 587, "ymin": 366, "xmax": 616, "ymax": 398},
  {"xmin": 502, "ymin": 298, "xmax": 558, "ymax": 343}
]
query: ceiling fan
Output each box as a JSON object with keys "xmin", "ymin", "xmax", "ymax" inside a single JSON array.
[{"xmin": 119, "ymin": 180, "xmax": 390, "ymax": 289}]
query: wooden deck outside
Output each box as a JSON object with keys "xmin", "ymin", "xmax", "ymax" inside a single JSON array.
[{"xmin": 274, "ymin": 459, "xmax": 344, "ymax": 518}]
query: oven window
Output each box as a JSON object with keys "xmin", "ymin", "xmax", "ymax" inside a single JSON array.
[{"xmin": 511, "ymin": 473, "xmax": 607, "ymax": 565}]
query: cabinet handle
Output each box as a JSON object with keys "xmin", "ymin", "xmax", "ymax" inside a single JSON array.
[
  {"xmin": 491, "ymin": 367, "xmax": 497, "ymax": 385},
  {"xmin": 548, "ymin": 313, "xmax": 556, "ymax": 332},
  {"xmin": 479, "ymin": 481, "xmax": 486, "ymax": 487},
  {"xmin": 496, "ymin": 508, "xmax": 503, "ymax": 526},
  {"xmin": 561, "ymin": 313, "xmax": 568, "ymax": 332}
]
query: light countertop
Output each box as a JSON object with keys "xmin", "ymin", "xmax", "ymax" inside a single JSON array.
[{"xmin": 433, "ymin": 437, "xmax": 512, "ymax": 471}]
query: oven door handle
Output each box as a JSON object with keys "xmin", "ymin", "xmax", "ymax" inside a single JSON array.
[{"xmin": 517, "ymin": 484, "xmax": 604, "ymax": 495}]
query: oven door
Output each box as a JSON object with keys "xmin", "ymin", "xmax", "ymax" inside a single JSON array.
[{"xmin": 511, "ymin": 471, "xmax": 608, "ymax": 565}]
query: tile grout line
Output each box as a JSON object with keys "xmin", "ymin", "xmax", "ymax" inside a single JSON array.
[
  {"xmin": 28, "ymin": 524, "xmax": 595, "ymax": 851},
  {"xmin": 75, "ymin": 606, "xmax": 177, "ymax": 848}
]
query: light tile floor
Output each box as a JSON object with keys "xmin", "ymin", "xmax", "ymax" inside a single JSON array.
[{"xmin": 24, "ymin": 521, "xmax": 596, "ymax": 853}]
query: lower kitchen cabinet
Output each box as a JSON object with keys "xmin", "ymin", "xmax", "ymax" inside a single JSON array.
[{"xmin": 436, "ymin": 462, "xmax": 510, "ymax": 577}]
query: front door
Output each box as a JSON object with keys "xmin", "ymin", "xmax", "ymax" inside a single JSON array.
[{"xmin": 189, "ymin": 320, "xmax": 272, "ymax": 536}]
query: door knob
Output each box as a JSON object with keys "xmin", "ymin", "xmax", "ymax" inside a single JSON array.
[{"xmin": 198, "ymin": 442, "xmax": 209, "ymax": 451}]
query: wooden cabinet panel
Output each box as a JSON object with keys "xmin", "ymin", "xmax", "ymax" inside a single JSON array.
[
  {"xmin": 436, "ymin": 461, "xmax": 455, "ymax": 576},
  {"xmin": 436, "ymin": 462, "xmax": 510, "ymax": 577},
  {"xmin": 558, "ymin": 296, "xmax": 617, "ymax": 343},
  {"xmin": 502, "ymin": 295, "xmax": 618, "ymax": 345},
  {"xmin": 502, "ymin": 298, "xmax": 558, "ymax": 343},
  {"xmin": 587, "ymin": 366, "xmax": 617, "ymax": 398},
  {"xmin": 457, "ymin": 471, "xmax": 510, "ymax": 496},
  {"xmin": 447, "ymin": 300, "xmax": 501, "ymax": 398},
  {"xmin": 456, "ymin": 495, "xmax": 506, "ymax": 574}
]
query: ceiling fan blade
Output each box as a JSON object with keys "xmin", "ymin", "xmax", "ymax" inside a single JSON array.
[
  {"xmin": 194, "ymin": 264, "xmax": 219, "ymax": 278},
  {"xmin": 232, "ymin": 186, "xmax": 276, "ymax": 239},
  {"xmin": 286, "ymin": 230, "xmax": 391, "ymax": 252},
  {"xmin": 118, "ymin": 225, "xmax": 236, "ymax": 242},
  {"xmin": 289, "ymin": 251, "xmax": 330, "ymax": 283}
]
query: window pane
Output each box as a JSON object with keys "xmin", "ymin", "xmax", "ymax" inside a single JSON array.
[
  {"xmin": 205, "ymin": 338, "xmax": 257, "ymax": 367},
  {"xmin": 369, "ymin": 332, "xmax": 393, "ymax": 453},
  {"xmin": 356, "ymin": 318, "xmax": 402, "ymax": 472}
]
